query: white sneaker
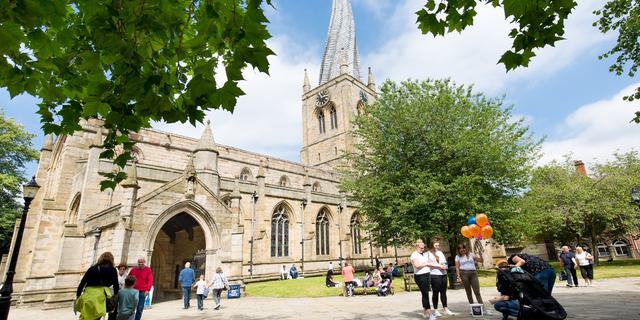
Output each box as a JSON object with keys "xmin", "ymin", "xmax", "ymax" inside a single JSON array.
[
  {"xmin": 428, "ymin": 314, "xmax": 437, "ymax": 320},
  {"xmin": 484, "ymin": 309, "xmax": 493, "ymax": 315},
  {"xmin": 434, "ymin": 310, "xmax": 442, "ymax": 317},
  {"xmin": 443, "ymin": 309, "xmax": 456, "ymax": 316}
]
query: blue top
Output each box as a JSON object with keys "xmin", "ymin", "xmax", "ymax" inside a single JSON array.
[
  {"xmin": 178, "ymin": 267, "xmax": 196, "ymax": 287},
  {"xmin": 117, "ymin": 287, "xmax": 139, "ymax": 315}
]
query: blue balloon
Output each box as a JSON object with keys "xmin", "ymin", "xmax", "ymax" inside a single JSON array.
[{"xmin": 467, "ymin": 216, "xmax": 476, "ymax": 225}]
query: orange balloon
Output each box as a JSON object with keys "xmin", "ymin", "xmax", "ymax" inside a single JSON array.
[
  {"xmin": 461, "ymin": 226, "xmax": 472, "ymax": 238},
  {"xmin": 469, "ymin": 224, "xmax": 481, "ymax": 237},
  {"xmin": 476, "ymin": 213, "xmax": 489, "ymax": 227},
  {"xmin": 481, "ymin": 225, "xmax": 494, "ymax": 239}
]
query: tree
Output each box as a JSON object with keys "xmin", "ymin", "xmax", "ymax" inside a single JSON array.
[
  {"xmin": 340, "ymin": 79, "xmax": 541, "ymax": 257},
  {"xmin": 522, "ymin": 153, "xmax": 640, "ymax": 263},
  {"xmin": 415, "ymin": 0, "xmax": 640, "ymax": 122},
  {"xmin": 0, "ymin": 109, "xmax": 39, "ymax": 254},
  {"xmin": 0, "ymin": 0, "xmax": 274, "ymax": 189}
]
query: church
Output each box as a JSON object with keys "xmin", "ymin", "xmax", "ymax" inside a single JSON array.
[{"xmin": 9, "ymin": 0, "xmax": 416, "ymax": 306}]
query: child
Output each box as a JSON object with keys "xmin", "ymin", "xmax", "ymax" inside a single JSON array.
[
  {"xmin": 193, "ymin": 275, "xmax": 208, "ymax": 311},
  {"xmin": 117, "ymin": 275, "xmax": 139, "ymax": 320}
]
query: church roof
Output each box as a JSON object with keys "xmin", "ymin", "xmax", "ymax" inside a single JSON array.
[{"xmin": 318, "ymin": 0, "xmax": 362, "ymax": 85}]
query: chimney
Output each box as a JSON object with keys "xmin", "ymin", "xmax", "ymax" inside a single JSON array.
[{"xmin": 574, "ymin": 160, "xmax": 587, "ymax": 176}]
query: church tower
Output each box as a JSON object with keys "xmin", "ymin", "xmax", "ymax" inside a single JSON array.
[{"xmin": 300, "ymin": 0, "xmax": 376, "ymax": 168}]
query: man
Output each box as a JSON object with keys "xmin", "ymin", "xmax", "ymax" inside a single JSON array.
[
  {"xmin": 178, "ymin": 262, "xmax": 195, "ymax": 309},
  {"xmin": 490, "ymin": 260, "xmax": 519, "ymax": 320},
  {"xmin": 128, "ymin": 258, "xmax": 153, "ymax": 320},
  {"xmin": 559, "ymin": 246, "xmax": 579, "ymax": 287},
  {"xmin": 280, "ymin": 265, "xmax": 287, "ymax": 280}
]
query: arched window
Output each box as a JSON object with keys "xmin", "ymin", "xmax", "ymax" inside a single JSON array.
[
  {"xmin": 597, "ymin": 243, "xmax": 610, "ymax": 257},
  {"xmin": 613, "ymin": 240, "xmax": 630, "ymax": 257},
  {"xmin": 279, "ymin": 175, "xmax": 289, "ymax": 187},
  {"xmin": 357, "ymin": 101, "xmax": 366, "ymax": 116},
  {"xmin": 350, "ymin": 214, "xmax": 362, "ymax": 255},
  {"xmin": 312, "ymin": 182, "xmax": 321, "ymax": 192},
  {"xmin": 330, "ymin": 107, "xmax": 338, "ymax": 129},
  {"xmin": 318, "ymin": 111, "xmax": 326, "ymax": 134},
  {"xmin": 68, "ymin": 194, "xmax": 81, "ymax": 225},
  {"xmin": 271, "ymin": 205, "xmax": 290, "ymax": 257},
  {"xmin": 316, "ymin": 209, "xmax": 330, "ymax": 255},
  {"xmin": 240, "ymin": 168, "xmax": 252, "ymax": 181}
]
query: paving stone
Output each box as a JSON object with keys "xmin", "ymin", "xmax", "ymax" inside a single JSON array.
[{"xmin": 9, "ymin": 277, "xmax": 640, "ymax": 320}]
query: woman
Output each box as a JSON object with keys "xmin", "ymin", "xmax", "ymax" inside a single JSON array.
[
  {"xmin": 455, "ymin": 243, "xmax": 490, "ymax": 315},
  {"xmin": 411, "ymin": 240, "xmax": 435, "ymax": 320},
  {"xmin": 209, "ymin": 267, "xmax": 229, "ymax": 310},
  {"xmin": 575, "ymin": 247, "xmax": 594, "ymax": 286},
  {"xmin": 427, "ymin": 242, "xmax": 455, "ymax": 316},
  {"xmin": 507, "ymin": 253, "xmax": 556, "ymax": 294},
  {"xmin": 75, "ymin": 252, "xmax": 119, "ymax": 320},
  {"xmin": 372, "ymin": 267, "xmax": 382, "ymax": 287},
  {"xmin": 108, "ymin": 263, "xmax": 129, "ymax": 320}
]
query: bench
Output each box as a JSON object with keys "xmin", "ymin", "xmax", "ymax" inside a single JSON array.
[
  {"xmin": 342, "ymin": 282, "xmax": 395, "ymax": 296},
  {"xmin": 403, "ymin": 273, "xmax": 415, "ymax": 292}
]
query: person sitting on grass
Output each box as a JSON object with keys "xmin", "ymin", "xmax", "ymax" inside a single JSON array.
[
  {"xmin": 363, "ymin": 271, "xmax": 373, "ymax": 288},
  {"xmin": 289, "ymin": 264, "xmax": 299, "ymax": 279},
  {"xmin": 325, "ymin": 268, "xmax": 337, "ymax": 287},
  {"xmin": 490, "ymin": 260, "xmax": 520, "ymax": 320}
]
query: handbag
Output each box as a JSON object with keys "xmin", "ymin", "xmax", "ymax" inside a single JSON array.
[
  {"xmin": 98, "ymin": 266, "xmax": 118, "ymax": 313},
  {"xmin": 202, "ymin": 287, "xmax": 210, "ymax": 299},
  {"xmin": 559, "ymin": 270, "xmax": 567, "ymax": 281}
]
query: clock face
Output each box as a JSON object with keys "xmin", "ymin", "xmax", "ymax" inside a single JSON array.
[
  {"xmin": 359, "ymin": 90, "xmax": 368, "ymax": 103},
  {"xmin": 316, "ymin": 90, "xmax": 329, "ymax": 107}
]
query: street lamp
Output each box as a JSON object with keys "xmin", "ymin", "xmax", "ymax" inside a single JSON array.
[
  {"xmin": 632, "ymin": 187, "xmax": 640, "ymax": 207},
  {"xmin": 0, "ymin": 177, "xmax": 39, "ymax": 320},
  {"xmin": 337, "ymin": 203, "xmax": 343, "ymax": 267},
  {"xmin": 300, "ymin": 198, "xmax": 307, "ymax": 276},
  {"xmin": 249, "ymin": 191, "xmax": 258, "ymax": 277}
]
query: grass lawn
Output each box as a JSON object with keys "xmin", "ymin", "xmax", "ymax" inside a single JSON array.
[{"xmin": 247, "ymin": 260, "xmax": 640, "ymax": 297}]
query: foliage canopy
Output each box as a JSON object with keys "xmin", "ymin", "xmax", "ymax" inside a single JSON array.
[
  {"xmin": 0, "ymin": 0, "xmax": 274, "ymax": 189},
  {"xmin": 0, "ymin": 109, "xmax": 39, "ymax": 253},
  {"xmin": 341, "ymin": 79, "xmax": 541, "ymax": 255}
]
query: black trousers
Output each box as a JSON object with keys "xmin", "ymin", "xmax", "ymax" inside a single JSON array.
[
  {"xmin": 414, "ymin": 273, "xmax": 431, "ymax": 310},
  {"xmin": 430, "ymin": 274, "xmax": 448, "ymax": 308}
]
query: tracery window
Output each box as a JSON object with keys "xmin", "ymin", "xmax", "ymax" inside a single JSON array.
[
  {"xmin": 350, "ymin": 214, "xmax": 362, "ymax": 255},
  {"xmin": 316, "ymin": 209, "xmax": 330, "ymax": 255},
  {"xmin": 271, "ymin": 205, "xmax": 290, "ymax": 257}
]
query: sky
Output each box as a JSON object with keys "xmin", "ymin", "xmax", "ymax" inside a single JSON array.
[{"xmin": 2, "ymin": 0, "xmax": 639, "ymax": 179}]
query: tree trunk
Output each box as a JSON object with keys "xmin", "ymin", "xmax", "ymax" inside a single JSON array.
[{"xmin": 590, "ymin": 233, "xmax": 599, "ymax": 267}]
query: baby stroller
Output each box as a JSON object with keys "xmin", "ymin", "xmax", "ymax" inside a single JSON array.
[
  {"xmin": 376, "ymin": 278, "xmax": 390, "ymax": 296},
  {"xmin": 498, "ymin": 269, "xmax": 567, "ymax": 320}
]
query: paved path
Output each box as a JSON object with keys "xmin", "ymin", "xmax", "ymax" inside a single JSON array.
[{"xmin": 9, "ymin": 277, "xmax": 640, "ymax": 319}]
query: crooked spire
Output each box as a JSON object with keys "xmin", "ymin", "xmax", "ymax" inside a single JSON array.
[{"xmin": 319, "ymin": 0, "xmax": 361, "ymax": 85}]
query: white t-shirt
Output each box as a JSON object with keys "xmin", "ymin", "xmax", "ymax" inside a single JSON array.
[
  {"xmin": 427, "ymin": 251, "xmax": 447, "ymax": 275},
  {"xmin": 195, "ymin": 280, "xmax": 207, "ymax": 294},
  {"xmin": 455, "ymin": 253, "xmax": 477, "ymax": 271},
  {"xmin": 575, "ymin": 252, "xmax": 591, "ymax": 266},
  {"xmin": 410, "ymin": 251, "xmax": 431, "ymax": 275}
]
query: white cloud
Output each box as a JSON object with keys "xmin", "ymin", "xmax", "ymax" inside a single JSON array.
[
  {"xmin": 364, "ymin": 0, "xmax": 611, "ymax": 95},
  {"xmin": 153, "ymin": 36, "xmax": 318, "ymax": 162},
  {"xmin": 540, "ymin": 83, "xmax": 640, "ymax": 165}
]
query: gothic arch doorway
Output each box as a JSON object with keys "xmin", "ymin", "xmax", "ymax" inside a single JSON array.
[{"xmin": 150, "ymin": 211, "xmax": 208, "ymax": 302}]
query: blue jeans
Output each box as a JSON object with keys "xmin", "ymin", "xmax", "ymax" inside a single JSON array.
[
  {"xmin": 134, "ymin": 290, "xmax": 145, "ymax": 320},
  {"xmin": 494, "ymin": 299, "xmax": 519, "ymax": 320},
  {"xmin": 196, "ymin": 294, "xmax": 204, "ymax": 310},
  {"xmin": 182, "ymin": 287, "xmax": 191, "ymax": 308},
  {"xmin": 534, "ymin": 268, "xmax": 556, "ymax": 294}
]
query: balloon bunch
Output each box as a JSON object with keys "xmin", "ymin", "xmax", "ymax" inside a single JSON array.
[{"xmin": 460, "ymin": 213, "xmax": 493, "ymax": 240}]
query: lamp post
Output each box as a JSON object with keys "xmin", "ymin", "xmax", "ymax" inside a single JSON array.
[
  {"xmin": 0, "ymin": 177, "xmax": 39, "ymax": 320},
  {"xmin": 300, "ymin": 198, "xmax": 307, "ymax": 276},
  {"xmin": 249, "ymin": 191, "xmax": 258, "ymax": 277},
  {"xmin": 337, "ymin": 203, "xmax": 343, "ymax": 267}
]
